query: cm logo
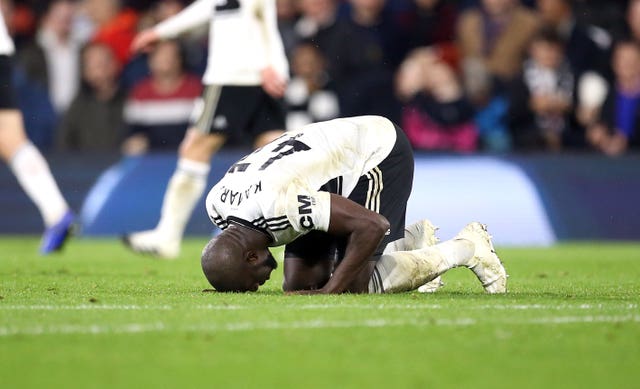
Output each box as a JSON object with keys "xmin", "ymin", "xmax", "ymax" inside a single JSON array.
[{"xmin": 297, "ymin": 195, "xmax": 315, "ymax": 229}]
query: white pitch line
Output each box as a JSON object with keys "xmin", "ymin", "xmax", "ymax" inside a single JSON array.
[
  {"xmin": 0, "ymin": 304, "xmax": 174, "ymax": 311},
  {"xmin": 527, "ymin": 315, "xmax": 640, "ymax": 324},
  {"xmin": 1, "ymin": 315, "xmax": 639, "ymax": 337},
  {"xmin": 0, "ymin": 303, "xmax": 637, "ymax": 311},
  {"xmin": 0, "ymin": 323, "xmax": 166, "ymax": 336}
]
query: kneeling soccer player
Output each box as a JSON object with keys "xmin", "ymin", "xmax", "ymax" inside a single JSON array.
[{"xmin": 200, "ymin": 116, "xmax": 507, "ymax": 294}]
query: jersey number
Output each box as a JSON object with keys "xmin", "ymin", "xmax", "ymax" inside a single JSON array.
[
  {"xmin": 215, "ymin": 0, "xmax": 240, "ymax": 12},
  {"xmin": 227, "ymin": 136, "xmax": 312, "ymax": 173},
  {"xmin": 260, "ymin": 137, "xmax": 311, "ymax": 170}
]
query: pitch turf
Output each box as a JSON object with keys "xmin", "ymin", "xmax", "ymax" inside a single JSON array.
[{"xmin": 1, "ymin": 237, "xmax": 639, "ymax": 389}]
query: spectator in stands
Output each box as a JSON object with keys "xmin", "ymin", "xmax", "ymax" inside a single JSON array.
[
  {"xmin": 537, "ymin": 0, "xmax": 611, "ymax": 79},
  {"xmin": 457, "ymin": 0, "xmax": 539, "ymax": 151},
  {"xmin": 57, "ymin": 42, "xmax": 126, "ymax": 151},
  {"xmin": 627, "ymin": 0, "xmax": 640, "ymax": 43},
  {"xmin": 575, "ymin": 70, "xmax": 609, "ymax": 131},
  {"xmin": 276, "ymin": 0, "xmax": 300, "ymax": 57},
  {"xmin": 1, "ymin": 0, "xmax": 36, "ymax": 47},
  {"xmin": 122, "ymin": 40, "xmax": 202, "ymax": 155},
  {"xmin": 396, "ymin": 48, "xmax": 478, "ymax": 153},
  {"xmin": 84, "ymin": 0, "xmax": 138, "ymax": 68},
  {"xmin": 284, "ymin": 41, "xmax": 339, "ymax": 130},
  {"xmin": 507, "ymin": 28, "xmax": 573, "ymax": 151},
  {"xmin": 344, "ymin": 0, "xmax": 406, "ymax": 68},
  {"xmin": 17, "ymin": 0, "xmax": 81, "ymax": 115},
  {"xmin": 537, "ymin": 0, "xmax": 615, "ymax": 149},
  {"xmin": 120, "ymin": 0, "xmax": 198, "ymax": 91},
  {"xmin": 294, "ymin": 0, "xmax": 371, "ymax": 100},
  {"xmin": 458, "ymin": 0, "xmax": 539, "ymax": 102},
  {"xmin": 295, "ymin": 0, "xmax": 344, "ymax": 67},
  {"xmin": 336, "ymin": 0, "xmax": 402, "ymax": 121},
  {"xmin": 587, "ymin": 40, "xmax": 640, "ymax": 156},
  {"xmin": 404, "ymin": 0, "xmax": 458, "ymax": 61}
]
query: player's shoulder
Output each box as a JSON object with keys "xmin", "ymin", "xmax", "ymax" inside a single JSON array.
[
  {"xmin": 300, "ymin": 115, "xmax": 393, "ymax": 131},
  {"xmin": 350, "ymin": 115, "xmax": 395, "ymax": 127},
  {"xmin": 329, "ymin": 115, "xmax": 396, "ymax": 135}
]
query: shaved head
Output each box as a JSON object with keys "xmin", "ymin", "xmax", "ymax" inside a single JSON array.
[
  {"xmin": 201, "ymin": 236, "xmax": 250, "ymax": 292},
  {"xmin": 201, "ymin": 229, "xmax": 277, "ymax": 292}
]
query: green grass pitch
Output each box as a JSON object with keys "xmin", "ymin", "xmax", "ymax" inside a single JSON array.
[{"xmin": 1, "ymin": 237, "xmax": 639, "ymax": 389}]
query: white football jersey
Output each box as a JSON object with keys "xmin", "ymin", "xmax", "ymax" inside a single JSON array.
[
  {"xmin": 154, "ymin": 0, "xmax": 288, "ymax": 86},
  {"xmin": 206, "ymin": 116, "xmax": 397, "ymax": 246},
  {"xmin": 0, "ymin": 10, "xmax": 15, "ymax": 55}
]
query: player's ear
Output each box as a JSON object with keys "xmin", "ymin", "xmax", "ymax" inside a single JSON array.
[{"xmin": 245, "ymin": 250, "xmax": 259, "ymax": 263}]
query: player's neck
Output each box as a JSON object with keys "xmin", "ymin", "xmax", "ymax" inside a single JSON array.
[{"xmin": 225, "ymin": 223, "xmax": 271, "ymax": 249}]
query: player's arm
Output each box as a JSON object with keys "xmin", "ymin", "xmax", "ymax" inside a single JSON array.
[
  {"xmin": 258, "ymin": 0, "xmax": 288, "ymax": 98},
  {"xmin": 319, "ymin": 194, "xmax": 390, "ymax": 294},
  {"xmin": 131, "ymin": 0, "xmax": 214, "ymax": 53}
]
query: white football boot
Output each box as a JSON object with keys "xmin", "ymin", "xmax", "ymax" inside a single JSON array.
[
  {"xmin": 406, "ymin": 219, "xmax": 445, "ymax": 293},
  {"xmin": 454, "ymin": 222, "xmax": 507, "ymax": 293},
  {"xmin": 122, "ymin": 230, "xmax": 180, "ymax": 259}
]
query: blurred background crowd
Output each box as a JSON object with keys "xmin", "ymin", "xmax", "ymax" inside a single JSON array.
[{"xmin": 2, "ymin": 0, "xmax": 638, "ymax": 156}]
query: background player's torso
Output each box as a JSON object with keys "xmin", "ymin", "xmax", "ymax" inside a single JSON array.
[
  {"xmin": 204, "ymin": 0, "xmax": 285, "ymax": 85},
  {"xmin": 0, "ymin": 12, "xmax": 15, "ymax": 56},
  {"xmin": 206, "ymin": 116, "xmax": 397, "ymax": 244}
]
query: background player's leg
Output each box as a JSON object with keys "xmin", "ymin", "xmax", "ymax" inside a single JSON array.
[
  {"xmin": 283, "ymin": 231, "xmax": 335, "ymax": 291},
  {"xmin": 124, "ymin": 129, "xmax": 226, "ymax": 259},
  {"xmin": 155, "ymin": 129, "xmax": 225, "ymax": 240},
  {"xmin": 254, "ymin": 130, "xmax": 284, "ymax": 148},
  {"xmin": 0, "ymin": 110, "xmax": 72, "ymax": 253}
]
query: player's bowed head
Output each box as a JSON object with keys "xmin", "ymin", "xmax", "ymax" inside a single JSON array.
[{"xmin": 201, "ymin": 224, "xmax": 278, "ymax": 292}]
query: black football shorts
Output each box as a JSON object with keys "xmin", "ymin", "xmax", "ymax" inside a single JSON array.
[
  {"xmin": 0, "ymin": 55, "xmax": 16, "ymax": 109},
  {"xmin": 190, "ymin": 85, "xmax": 286, "ymax": 139}
]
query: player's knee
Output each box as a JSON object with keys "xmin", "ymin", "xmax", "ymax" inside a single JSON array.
[
  {"xmin": 179, "ymin": 131, "xmax": 225, "ymax": 160},
  {"xmin": 371, "ymin": 214, "xmax": 391, "ymax": 237}
]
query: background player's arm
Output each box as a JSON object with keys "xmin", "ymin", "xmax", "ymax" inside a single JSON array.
[
  {"xmin": 132, "ymin": 0, "xmax": 214, "ymax": 53},
  {"xmin": 258, "ymin": 0, "xmax": 288, "ymax": 98},
  {"xmin": 319, "ymin": 194, "xmax": 390, "ymax": 294}
]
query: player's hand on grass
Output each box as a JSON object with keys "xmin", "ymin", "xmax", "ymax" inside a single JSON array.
[
  {"xmin": 131, "ymin": 29, "xmax": 160, "ymax": 53},
  {"xmin": 261, "ymin": 66, "xmax": 287, "ymax": 98}
]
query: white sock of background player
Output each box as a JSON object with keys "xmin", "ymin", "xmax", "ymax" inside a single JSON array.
[
  {"xmin": 369, "ymin": 239, "xmax": 474, "ymax": 293},
  {"xmin": 9, "ymin": 142, "xmax": 69, "ymax": 227},
  {"xmin": 155, "ymin": 158, "xmax": 210, "ymax": 243}
]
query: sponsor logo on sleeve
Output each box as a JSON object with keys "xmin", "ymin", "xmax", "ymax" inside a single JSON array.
[{"xmin": 297, "ymin": 195, "xmax": 315, "ymax": 229}]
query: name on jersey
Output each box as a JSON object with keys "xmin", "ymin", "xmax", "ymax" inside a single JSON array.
[{"xmin": 219, "ymin": 181, "xmax": 262, "ymax": 206}]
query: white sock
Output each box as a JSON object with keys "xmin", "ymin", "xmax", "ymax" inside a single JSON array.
[
  {"xmin": 9, "ymin": 142, "xmax": 68, "ymax": 227},
  {"xmin": 437, "ymin": 238, "xmax": 475, "ymax": 268},
  {"xmin": 156, "ymin": 158, "xmax": 210, "ymax": 242},
  {"xmin": 369, "ymin": 239, "xmax": 474, "ymax": 293},
  {"xmin": 383, "ymin": 219, "xmax": 436, "ymax": 254}
]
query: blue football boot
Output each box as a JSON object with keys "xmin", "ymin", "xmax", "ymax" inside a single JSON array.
[{"xmin": 40, "ymin": 210, "xmax": 75, "ymax": 254}]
